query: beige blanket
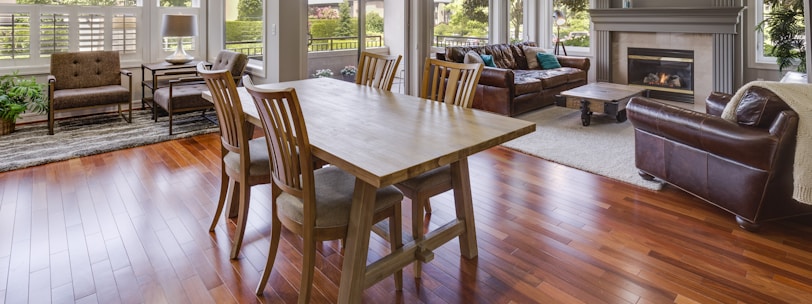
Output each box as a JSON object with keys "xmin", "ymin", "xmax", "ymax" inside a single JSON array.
[{"xmin": 721, "ymin": 81, "xmax": 812, "ymax": 205}]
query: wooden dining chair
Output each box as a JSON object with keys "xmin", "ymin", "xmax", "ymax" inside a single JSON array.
[
  {"xmin": 395, "ymin": 57, "xmax": 483, "ymax": 277},
  {"xmin": 243, "ymin": 75, "xmax": 404, "ymax": 302},
  {"xmin": 197, "ymin": 63, "xmax": 271, "ymax": 260},
  {"xmin": 356, "ymin": 51, "xmax": 403, "ymax": 91}
]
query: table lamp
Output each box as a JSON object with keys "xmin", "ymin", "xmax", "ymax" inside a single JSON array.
[
  {"xmin": 553, "ymin": 10, "xmax": 567, "ymax": 56},
  {"xmin": 162, "ymin": 14, "xmax": 198, "ymax": 64}
]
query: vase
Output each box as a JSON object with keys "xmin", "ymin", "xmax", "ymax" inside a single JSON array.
[{"xmin": 0, "ymin": 119, "xmax": 15, "ymax": 135}]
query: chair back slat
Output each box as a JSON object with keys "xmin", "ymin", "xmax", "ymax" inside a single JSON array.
[
  {"xmin": 356, "ymin": 51, "xmax": 402, "ymax": 91},
  {"xmin": 197, "ymin": 63, "xmax": 246, "ymax": 155},
  {"xmin": 244, "ymin": 77, "xmax": 312, "ymax": 199},
  {"xmin": 420, "ymin": 58, "xmax": 483, "ymax": 108}
]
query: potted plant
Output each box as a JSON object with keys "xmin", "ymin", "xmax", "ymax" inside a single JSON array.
[
  {"xmin": 0, "ymin": 71, "xmax": 47, "ymax": 135},
  {"xmin": 340, "ymin": 65, "xmax": 357, "ymax": 82},
  {"xmin": 756, "ymin": 0, "xmax": 806, "ymax": 73}
]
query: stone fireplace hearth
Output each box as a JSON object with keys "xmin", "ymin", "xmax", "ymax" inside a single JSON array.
[{"xmin": 589, "ymin": 3, "xmax": 745, "ymax": 111}]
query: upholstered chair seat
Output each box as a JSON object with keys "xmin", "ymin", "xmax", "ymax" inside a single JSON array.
[
  {"xmin": 222, "ymin": 138, "xmax": 272, "ymax": 176},
  {"xmin": 276, "ymin": 166, "xmax": 403, "ymax": 228},
  {"xmin": 52, "ymin": 85, "xmax": 131, "ymax": 110}
]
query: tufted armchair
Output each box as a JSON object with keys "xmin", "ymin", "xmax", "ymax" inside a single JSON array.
[
  {"xmin": 627, "ymin": 87, "xmax": 812, "ymax": 231},
  {"xmin": 152, "ymin": 50, "xmax": 248, "ymax": 134},
  {"xmin": 48, "ymin": 51, "xmax": 133, "ymax": 135}
]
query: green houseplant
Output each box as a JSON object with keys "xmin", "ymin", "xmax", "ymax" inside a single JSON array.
[
  {"xmin": 757, "ymin": 0, "xmax": 807, "ymax": 73},
  {"xmin": 0, "ymin": 71, "xmax": 47, "ymax": 135}
]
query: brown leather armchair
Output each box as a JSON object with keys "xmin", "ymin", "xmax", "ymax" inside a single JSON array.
[{"xmin": 627, "ymin": 86, "xmax": 812, "ymax": 231}]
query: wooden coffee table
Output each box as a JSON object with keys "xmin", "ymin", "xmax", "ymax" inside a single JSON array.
[{"xmin": 556, "ymin": 82, "xmax": 648, "ymax": 126}]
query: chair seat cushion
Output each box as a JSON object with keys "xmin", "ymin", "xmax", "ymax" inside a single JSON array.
[
  {"xmin": 52, "ymin": 85, "xmax": 130, "ymax": 110},
  {"xmin": 396, "ymin": 165, "xmax": 451, "ymax": 191},
  {"xmin": 153, "ymin": 83, "xmax": 213, "ymax": 112},
  {"xmin": 223, "ymin": 137, "xmax": 272, "ymax": 176},
  {"xmin": 277, "ymin": 166, "xmax": 403, "ymax": 229}
]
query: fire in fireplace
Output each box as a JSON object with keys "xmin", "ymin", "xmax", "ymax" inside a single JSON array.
[{"xmin": 627, "ymin": 48, "xmax": 694, "ymax": 103}]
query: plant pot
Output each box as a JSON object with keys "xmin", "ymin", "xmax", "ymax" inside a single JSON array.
[
  {"xmin": 342, "ymin": 74, "xmax": 356, "ymax": 83},
  {"xmin": 0, "ymin": 119, "xmax": 15, "ymax": 135}
]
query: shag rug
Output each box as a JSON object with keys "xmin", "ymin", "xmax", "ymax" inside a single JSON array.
[
  {"xmin": 0, "ymin": 109, "xmax": 219, "ymax": 173},
  {"xmin": 501, "ymin": 106, "xmax": 664, "ymax": 190}
]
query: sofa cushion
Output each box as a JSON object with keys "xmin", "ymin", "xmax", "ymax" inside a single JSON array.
[
  {"xmin": 735, "ymin": 86, "xmax": 791, "ymax": 128},
  {"xmin": 516, "ymin": 69, "xmax": 569, "ymax": 88},
  {"xmin": 513, "ymin": 70, "xmax": 542, "ymax": 95},
  {"xmin": 445, "ymin": 41, "xmax": 537, "ymax": 70},
  {"xmin": 464, "ymin": 51, "xmax": 485, "ymax": 65},
  {"xmin": 537, "ymin": 53, "xmax": 562, "ymax": 69},
  {"xmin": 480, "ymin": 54, "xmax": 496, "ymax": 67},
  {"xmin": 523, "ymin": 46, "xmax": 545, "ymax": 69}
]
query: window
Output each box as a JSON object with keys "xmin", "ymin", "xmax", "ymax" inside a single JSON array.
[
  {"xmin": 553, "ymin": 0, "xmax": 590, "ymax": 53},
  {"xmin": 754, "ymin": 0, "xmax": 806, "ymax": 70},
  {"xmin": 225, "ymin": 0, "xmax": 264, "ymax": 62},
  {"xmin": 0, "ymin": 12, "xmax": 31, "ymax": 60},
  {"xmin": 433, "ymin": 0, "xmax": 489, "ymax": 50},
  {"xmin": 508, "ymin": 0, "xmax": 523, "ymax": 43},
  {"xmin": 40, "ymin": 13, "xmax": 70, "ymax": 56},
  {"xmin": 0, "ymin": 0, "xmax": 141, "ymax": 65}
]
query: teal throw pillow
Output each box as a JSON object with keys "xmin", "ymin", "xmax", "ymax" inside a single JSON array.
[
  {"xmin": 479, "ymin": 54, "xmax": 496, "ymax": 67},
  {"xmin": 537, "ymin": 52, "xmax": 562, "ymax": 69}
]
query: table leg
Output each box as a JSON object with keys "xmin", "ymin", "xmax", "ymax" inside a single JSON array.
[
  {"xmin": 580, "ymin": 99, "xmax": 592, "ymax": 127},
  {"xmin": 337, "ymin": 179, "xmax": 377, "ymax": 303},
  {"xmin": 451, "ymin": 158, "xmax": 478, "ymax": 258}
]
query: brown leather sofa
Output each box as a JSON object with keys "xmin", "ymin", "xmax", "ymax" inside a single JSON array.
[
  {"xmin": 627, "ymin": 87, "xmax": 812, "ymax": 231},
  {"xmin": 440, "ymin": 42, "xmax": 590, "ymax": 116}
]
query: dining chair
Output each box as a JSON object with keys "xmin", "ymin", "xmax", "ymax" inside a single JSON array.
[
  {"xmin": 356, "ymin": 51, "xmax": 403, "ymax": 91},
  {"xmin": 197, "ymin": 63, "xmax": 271, "ymax": 260},
  {"xmin": 395, "ymin": 57, "xmax": 483, "ymax": 277},
  {"xmin": 243, "ymin": 75, "xmax": 403, "ymax": 302}
]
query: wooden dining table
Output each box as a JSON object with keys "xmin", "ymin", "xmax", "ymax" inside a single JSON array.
[{"xmin": 202, "ymin": 77, "xmax": 535, "ymax": 303}]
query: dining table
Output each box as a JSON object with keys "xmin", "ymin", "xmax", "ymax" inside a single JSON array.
[{"xmin": 202, "ymin": 77, "xmax": 535, "ymax": 303}]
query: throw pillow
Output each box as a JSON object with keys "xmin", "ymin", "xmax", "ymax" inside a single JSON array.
[
  {"xmin": 537, "ymin": 52, "xmax": 562, "ymax": 69},
  {"xmin": 463, "ymin": 50, "xmax": 485, "ymax": 65},
  {"xmin": 523, "ymin": 46, "xmax": 546, "ymax": 69},
  {"xmin": 480, "ymin": 54, "xmax": 496, "ymax": 67}
]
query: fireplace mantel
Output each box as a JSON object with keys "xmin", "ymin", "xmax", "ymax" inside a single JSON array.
[{"xmin": 589, "ymin": 7, "xmax": 746, "ymax": 34}]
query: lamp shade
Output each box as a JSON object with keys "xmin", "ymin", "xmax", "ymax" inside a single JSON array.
[
  {"xmin": 161, "ymin": 14, "xmax": 198, "ymax": 37},
  {"xmin": 553, "ymin": 10, "xmax": 566, "ymax": 26}
]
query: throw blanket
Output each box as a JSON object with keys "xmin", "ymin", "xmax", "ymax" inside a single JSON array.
[{"xmin": 721, "ymin": 81, "xmax": 812, "ymax": 205}]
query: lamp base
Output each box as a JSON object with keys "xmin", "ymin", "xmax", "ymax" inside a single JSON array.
[{"xmin": 165, "ymin": 41, "xmax": 194, "ymax": 65}]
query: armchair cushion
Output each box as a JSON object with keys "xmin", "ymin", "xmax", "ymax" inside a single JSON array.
[
  {"xmin": 733, "ymin": 86, "xmax": 791, "ymax": 128},
  {"xmin": 52, "ymin": 85, "xmax": 131, "ymax": 110},
  {"xmin": 153, "ymin": 83, "xmax": 211, "ymax": 111}
]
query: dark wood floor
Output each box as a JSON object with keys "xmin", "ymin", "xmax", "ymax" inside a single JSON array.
[{"xmin": 2, "ymin": 132, "xmax": 812, "ymax": 303}]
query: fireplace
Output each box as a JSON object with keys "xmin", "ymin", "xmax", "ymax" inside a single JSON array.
[{"xmin": 627, "ymin": 48, "xmax": 694, "ymax": 103}]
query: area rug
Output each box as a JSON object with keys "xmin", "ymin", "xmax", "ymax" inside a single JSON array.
[
  {"xmin": 0, "ymin": 110, "xmax": 219, "ymax": 173},
  {"xmin": 501, "ymin": 106, "xmax": 663, "ymax": 190}
]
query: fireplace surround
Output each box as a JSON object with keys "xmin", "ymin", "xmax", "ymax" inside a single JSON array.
[{"xmin": 589, "ymin": 3, "xmax": 745, "ymax": 109}]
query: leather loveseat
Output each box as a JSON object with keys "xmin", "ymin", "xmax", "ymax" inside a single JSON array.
[
  {"xmin": 440, "ymin": 42, "xmax": 590, "ymax": 116},
  {"xmin": 627, "ymin": 87, "xmax": 812, "ymax": 231}
]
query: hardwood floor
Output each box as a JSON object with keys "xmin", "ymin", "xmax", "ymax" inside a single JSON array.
[{"xmin": 2, "ymin": 132, "xmax": 812, "ymax": 303}]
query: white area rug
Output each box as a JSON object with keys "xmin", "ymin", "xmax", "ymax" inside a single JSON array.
[{"xmin": 501, "ymin": 106, "xmax": 663, "ymax": 190}]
